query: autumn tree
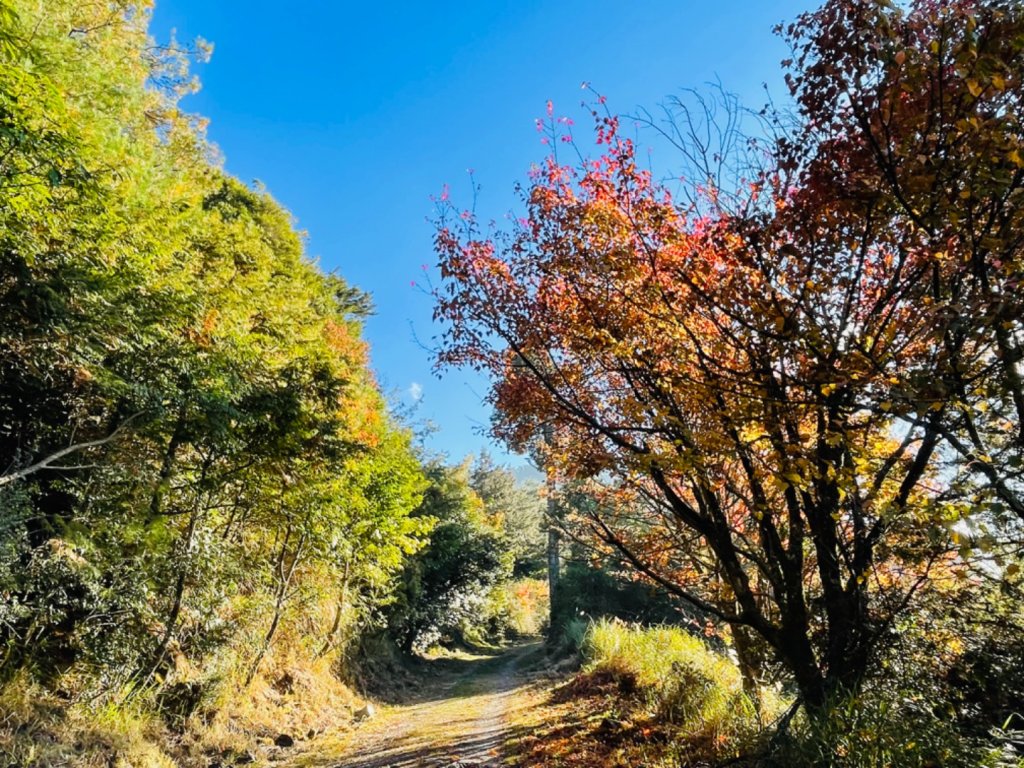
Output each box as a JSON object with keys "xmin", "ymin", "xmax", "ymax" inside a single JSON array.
[
  {"xmin": 430, "ymin": 1, "xmax": 1024, "ymax": 710},
  {"xmin": 779, "ymin": 0, "xmax": 1024, "ymax": 529}
]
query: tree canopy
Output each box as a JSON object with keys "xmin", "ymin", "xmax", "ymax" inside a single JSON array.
[
  {"xmin": 434, "ymin": 0, "xmax": 1024, "ymax": 709},
  {"xmin": 0, "ymin": 0, "xmax": 427, "ymax": 703}
]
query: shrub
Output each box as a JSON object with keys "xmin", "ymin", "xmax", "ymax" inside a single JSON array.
[
  {"xmin": 467, "ymin": 577, "xmax": 549, "ymax": 643},
  {"xmin": 582, "ymin": 619, "xmax": 778, "ymax": 760},
  {"xmin": 771, "ymin": 694, "xmax": 989, "ymax": 768},
  {"xmin": 551, "ymin": 557, "xmax": 693, "ymax": 635}
]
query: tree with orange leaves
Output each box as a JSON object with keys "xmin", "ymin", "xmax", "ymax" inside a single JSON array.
[
  {"xmin": 779, "ymin": 0, "xmax": 1024, "ymax": 526},
  {"xmin": 432, "ymin": 0, "xmax": 1024, "ymax": 710}
]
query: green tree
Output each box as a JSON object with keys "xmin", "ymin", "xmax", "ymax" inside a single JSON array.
[
  {"xmin": 387, "ymin": 461, "xmax": 510, "ymax": 653},
  {"xmin": 470, "ymin": 453, "xmax": 546, "ymax": 577},
  {"xmin": 0, "ymin": 0, "xmax": 429, "ymax": 715}
]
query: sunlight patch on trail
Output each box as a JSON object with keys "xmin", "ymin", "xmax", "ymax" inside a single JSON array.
[{"xmin": 297, "ymin": 642, "xmax": 543, "ymax": 768}]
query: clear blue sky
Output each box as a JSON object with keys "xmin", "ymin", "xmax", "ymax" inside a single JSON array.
[{"xmin": 149, "ymin": 0, "xmax": 808, "ymax": 465}]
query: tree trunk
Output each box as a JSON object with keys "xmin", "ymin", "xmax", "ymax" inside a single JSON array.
[
  {"xmin": 546, "ymin": 523, "xmax": 560, "ymax": 625},
  {"xmin": 246, "ymin": 529, "xmax": 305, "ymax": 686},
  {"xmin": 129, "ymin": 455, "xmax": 210, "ymax": 698},
  {"xmin": 149, "ymin": 406, "xmax": 186, "ymax": 519},
  {"xmin": 731, "ymin": 623, "xmax": 764, "ymax": 718}
]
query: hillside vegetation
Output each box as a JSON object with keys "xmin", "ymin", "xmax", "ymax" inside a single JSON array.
[{"xmin": 0, "ymin": 3, "xmax": 545, "ymax": 765}]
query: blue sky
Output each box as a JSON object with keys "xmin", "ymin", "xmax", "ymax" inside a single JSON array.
[{"xmin": 149, "ymin": 0, "xmax": 808, "ymax": 465}]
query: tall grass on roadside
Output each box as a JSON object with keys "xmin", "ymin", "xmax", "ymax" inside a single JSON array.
[
  {"xmin": 581, "ymin": 619, "xmax": 783, "ymax": 761},
  {"xmin": 0, "ymin": 671, "xmax": 178, "ymax": 768}
]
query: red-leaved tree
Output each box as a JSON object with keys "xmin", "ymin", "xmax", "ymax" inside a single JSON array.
[{"xmin": 433, "ymin": 0, "xmax": 1023, "ymax": 709}]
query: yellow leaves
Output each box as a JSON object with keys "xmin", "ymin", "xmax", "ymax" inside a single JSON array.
[
  {"xmin": 771, "ymin": 469, "xmax": 805, "ymax": 493},
  {"xmin": 820, "ymin": 383, "xmax": 838, "ymax": 396},
  {"xmin": 966, "ymin": 78, "xmax": 983, "ymax": 98},
  {"xmin": 991, "ymin": 73, "xmax": 1006, "ymax": 91},
  {"xmin": 1008, "ymin": 149, "xmax": 1024, "ymax": 168}
]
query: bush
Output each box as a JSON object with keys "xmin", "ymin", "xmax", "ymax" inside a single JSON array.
[
  {"xmin": 582, "ymin": 619, "xmax": 779, "ymax": 761},
  {"xmin": 771, "ymin": 694, "xmax": 988, "ymax": 768},
  {"xmin": 465, "ymin": 578, "xmax": 549, "ymax": 643},
  {"xmin": 551, "ymin": 558, "xmax": 692, "ymax": 635},
  {"xmin": 767, "ymin": 613, "xmax": 1004, "ymax": 768},
  {"xmin": 763, "ymin": 584, "xmax": 1024, "ymax": 768},
  {"xmin": 559, "ymin": 617, "xmax": 589, "ymax": 654}
]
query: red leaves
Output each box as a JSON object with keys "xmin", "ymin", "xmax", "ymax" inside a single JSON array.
[{"xmin": 431, "ymin": 0, "xmax": 1024, "ymax": 700}]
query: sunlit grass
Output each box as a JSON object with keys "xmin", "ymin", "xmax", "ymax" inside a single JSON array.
[
  {"xmin": 0, "ymin": 671, "xmax": 178, "ymax": 768},
  {"xmin": 582, "ymin": 619, "xmax": 785, "ymax": 761}
]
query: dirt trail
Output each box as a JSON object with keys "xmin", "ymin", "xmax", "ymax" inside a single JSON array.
[{"xmin": 305, "ymin": 642, "xmax": 541, "ymax": 768}]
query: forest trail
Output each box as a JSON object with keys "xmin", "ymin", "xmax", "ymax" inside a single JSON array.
[{"xmin": 294, "ymin": 642, "xmax": 544, "ymax": 768}]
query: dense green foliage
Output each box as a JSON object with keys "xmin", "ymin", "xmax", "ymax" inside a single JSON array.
[
  {"xmin": 0, "ymin": 2, "xmax": 437, "ymax": 757},
  {"xmin": 0, "ymin": 7, "xmax": 543, "ymax": 740},
  {"xmin": 385, "ymin": 457, "xmax": 545, "ymax": 652},
  {"xmin": 470, "ymin": 453, "xmax": 546, "ymax": 578}
]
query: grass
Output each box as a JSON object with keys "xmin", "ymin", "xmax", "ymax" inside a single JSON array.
[
  {"xmin": 588, "ymin": 622, "xmax": 746, "ymax": 714},
  {"xmin": 0, "ymin": 671, "xmax": 178, "ymax": 768},
  {"xmin": 0, "ymin": 589, "xmax": 369, "ymax": 767},
  {"xmin": 583, "ymin": 619, "xmax": 780, "ymax": 761},
  {"xmin": 506, "ymin": 619, "xmax": 786, "ymax": 767}
]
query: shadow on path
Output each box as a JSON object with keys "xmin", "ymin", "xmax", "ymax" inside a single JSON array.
[
  {"xmin": 368, "ymin": 642, "xmax": 540, "ymax": 707},
  {"xmin": 334, "ymin": 722, "xmax": 534, "ymax": 767},
  {"xmin": 316, "ymin": 641, "xmax": 544, "ymax": 768}
]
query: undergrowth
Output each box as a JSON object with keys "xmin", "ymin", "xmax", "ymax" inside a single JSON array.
[
  {"xmin": 0, "ymin": 596, "xmax": 366, "ymax": 767},
  {"xmin": 503, "ymin": 619, "xmax": 787, "ymax": 766},
  {"xmin": 539, "ymin": 619, "xmax": 1009, "ymax": 768},
  {"xmin": 582, "ymin": 619, "xmax": 783, "ymax": 763}
]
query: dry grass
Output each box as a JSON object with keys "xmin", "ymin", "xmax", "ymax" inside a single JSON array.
[
  {"xmin": 196, "ymin": 643, "xmax": 362, "ymax": 759},
  {"xmin": 0, "ymin": 671, "xmax": 178, "ymax": 768},
  {"xmin": 0, "ymin": 590, "xmax": 369, "ymax": 767}
]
